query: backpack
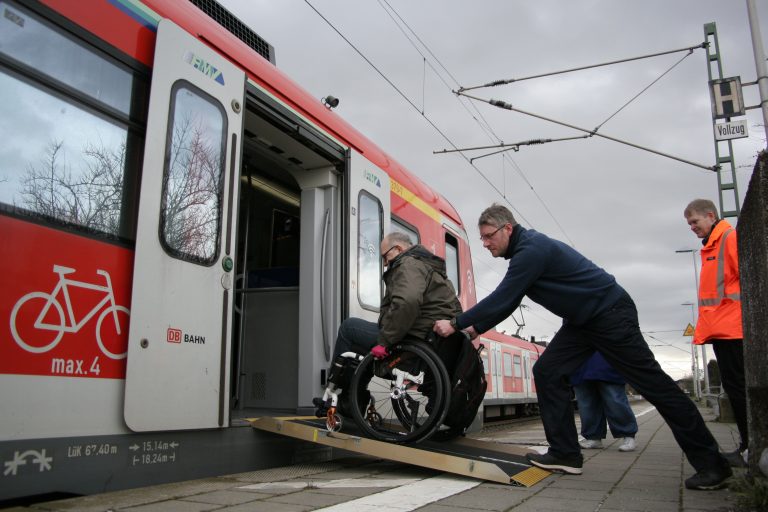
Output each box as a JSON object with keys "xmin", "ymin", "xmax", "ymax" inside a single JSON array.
[{"xmin": 434, "ymin": 332, "xmax": 488, "ymax": 438}]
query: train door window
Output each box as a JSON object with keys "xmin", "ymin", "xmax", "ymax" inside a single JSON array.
[
  {"xmin": 358, "ymin": 191, "xmax": 383, "ymax": 309},
  {"xmin": 444, "ymin": 233, "xmax": 460, "ymax": 294},
  {"xmin": 0, "ymin": 1, "xmax": 146, "ymax": 241},
  {"xmin": 159, "ymin": 82, "xmax": 226, "ymax": 264},
  {"xmin": 513, "ymin": 355, "xmax": 522, "ymax": 379},
  {"xmin": 503, "ymin": 353, "xmax": 513, "ymax": 377},
  {"xmin": 391, "ymin": 217, "xmax": 419, "ymax": 244}
]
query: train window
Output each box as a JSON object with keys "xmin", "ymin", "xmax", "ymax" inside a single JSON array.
[
  {"xmin": 503, "ymin": 353, "xmax": 513, "ymax": 377},
  {"xmin": 159, "ymin": 81, "xmax": 227, "ymax": 265},
  {"xmin": 444, "ymin": 233, "xmax": 460, "ymax": 295},
  {"xmin": 391, "ymin": 217, "xmax": 419, "ymax": 244},
  {"xmin": 0, "ymin": 1, "xmax": 144, "ymax": 241},
  {"xmin": 0, "ymin": 1, "xmax": 137, "ymax": 115},
  {"xmin": 513, "ymin": 355, "xmax": 522, "ymax": 379},
  {"xmin": 358, "ymin": 190, "xmax": 383, "ymax": 309}
]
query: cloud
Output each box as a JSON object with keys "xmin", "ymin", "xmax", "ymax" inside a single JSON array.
[{"xmin": 220, "ymin": 0, "xmax": 766, "ymax": 379}]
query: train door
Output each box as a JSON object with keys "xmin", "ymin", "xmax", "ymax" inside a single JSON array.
[
  {"xmin": 231, "ymin": 84, "xmax": 345, "ymax": 414},
  {"xmin": 522, "ymin": 352, "xmax": 532, "ymax": 398},
  {"xmin": 345, "ymin": 151, "xmax": 390, "ymax": 322},
  {"xmin": 124, "ymin": 19, "xmax": 245, "ymax": 431},
  {"xmin": 490, "ymin": 341, "xmax": 504, "ymax": 399}
]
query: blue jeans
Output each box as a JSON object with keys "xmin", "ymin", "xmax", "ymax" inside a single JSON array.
[
  {"xmin": 574, "ymin": 381, "xmax": 638, "ymax": 440},
  {"xmin": 332, "ymin": 317, "xmax": 379, "ymax": 360},
  {"xmin": 532, "ymin": 291, "xmax": 725, "ymax": 472}
]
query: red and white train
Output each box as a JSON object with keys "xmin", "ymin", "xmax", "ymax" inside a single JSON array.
[{"xmin": 0, "ymin": 0, "xmax": 541, "ymax": 500}]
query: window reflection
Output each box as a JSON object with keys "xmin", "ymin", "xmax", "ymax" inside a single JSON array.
[
  {"xmin": 445, "ymin": 235, "xmax": 460, "ymax": 295},
  {"xmin": 0, "ymin": 70, "xmax": 129, "ymax": 238},
  {"xmin": 358, "ymin": 192, "xmax": 382, "ymax": 309},
  {"xmin": 160, "ymin": 83, "xmax": 226, "ymax": 264},
  {"xmin": 503, "ymin": 353, "xmax": 513, "ymax": 377},
  {"xmin": 0, "ymin": 1, "xmax": 137, "ymax": 115},
  {"xmin": 391, "ymin": 218, "xmax": 419, "ymax": 244}
]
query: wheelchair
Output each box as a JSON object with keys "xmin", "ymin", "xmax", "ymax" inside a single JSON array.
[{"xmin": 317, "ymin": 339, "xmax": 451, "ymax": 444}]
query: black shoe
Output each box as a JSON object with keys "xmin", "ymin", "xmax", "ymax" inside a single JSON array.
[
  {"xmin": 722, "ymin": 449, "xmax": 747, "ymax": 468},
  {"xmin": 312, "ymin": 397, "xmax": 329, "ymax": 418},
  {"xmin": 526, "ymin": 451, "xmax": 583, "ymax": 475},
  {"xmin": 684, "ymin": 465, "xmax": 732, "ymax": 490}
]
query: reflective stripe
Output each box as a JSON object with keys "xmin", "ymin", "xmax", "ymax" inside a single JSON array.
[{"xmin": 699, "ymin": 228, "xmax": 736, "ymax": 307}]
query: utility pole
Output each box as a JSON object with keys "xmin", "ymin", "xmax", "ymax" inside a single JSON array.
[{"xmin": 704, "ymin": 23, "xmax": 742, "ymax": 220}]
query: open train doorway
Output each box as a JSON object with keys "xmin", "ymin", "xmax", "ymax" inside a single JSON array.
[{"xmin": 231, "ymin": 85, "xmax": 346, "ymax": 419}]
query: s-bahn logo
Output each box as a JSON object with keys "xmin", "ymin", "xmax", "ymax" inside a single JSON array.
[
  {"xmin": 183, "ymin": 51, "xmax": 225, "ymax": 85},
  {"xmin": 364, "ymin": 170, "xmax": 381, "ymax": 188},
  {"xmin": 166, "ymin": 327, "xmax": 205, "ymax": 345}
]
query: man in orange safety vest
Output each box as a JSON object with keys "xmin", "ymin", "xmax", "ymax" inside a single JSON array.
[{"xmin": 684, "ymin": 199, "xmax": 747, "ymax": 467}]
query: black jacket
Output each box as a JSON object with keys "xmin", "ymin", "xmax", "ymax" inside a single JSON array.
[{"xmin": 378, "ymin": 245, "xmax": 462, "ymax": 347}]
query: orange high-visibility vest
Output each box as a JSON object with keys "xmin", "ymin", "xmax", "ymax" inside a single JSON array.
[{"xmin": 694, "ymin": 220, "xmax": 742, "ymax": 344}]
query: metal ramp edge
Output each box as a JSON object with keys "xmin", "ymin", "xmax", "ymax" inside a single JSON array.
[{"xmin": 247, "ymin": 416, "xmax": 550, "ymax": 487}]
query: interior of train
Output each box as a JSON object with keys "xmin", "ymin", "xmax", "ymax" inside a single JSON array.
[{"xmin": 230, "ymin": 86, "xmax": 345, "ymax": 421}]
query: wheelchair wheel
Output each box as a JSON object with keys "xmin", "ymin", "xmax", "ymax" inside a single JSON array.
[{"xmin": 348, "ymin": 341, "xmax": 450, "ymax": 443}]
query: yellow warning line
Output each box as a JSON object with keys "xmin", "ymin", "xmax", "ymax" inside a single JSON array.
[{"xmin": 510, "ymin": 466, "xmax": 550, "ymax": 487}]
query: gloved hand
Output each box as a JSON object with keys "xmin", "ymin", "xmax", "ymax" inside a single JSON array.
[{"xmin": 370, "ymin": 344, "xmax": 389, "ymax": 359}]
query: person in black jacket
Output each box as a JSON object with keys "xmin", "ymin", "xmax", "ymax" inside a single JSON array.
[{"xmin": 434, "ymin": 204, "xmax": 731, "ymax": 490}]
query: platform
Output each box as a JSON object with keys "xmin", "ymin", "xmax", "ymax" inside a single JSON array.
[
  {"xmin": 4, "ymin": 402, "xmax": 743, "ymax": 511},
  {"xmin": 247, "ymin": 416, "xmax": 550, "ymax": 486}
]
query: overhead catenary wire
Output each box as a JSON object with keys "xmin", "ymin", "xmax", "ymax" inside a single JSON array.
[
  {"xmin": 301, "ymin": 0, "xmax": 532, "ymax": 226},
  {"xmin": 372, "ymin": 0, "xmax": 575, "ymax": 246},
  {"xmin": 592, "ymin": 48, "xmax": 696, "ymax": 133},
  {"xmin": 458, "ymin": 42, "xmax": 708, "ymax": 92},
  {"xmin": 455, "ymin": 90, "xmax": 718, "ymax": 172},
  {"xmin": 441, "ymin": 49, "xmax": 697, "ymax": 162},
  {"xmin": 434, "ymin": 135, "xmax": 591, "ymax": 163}
]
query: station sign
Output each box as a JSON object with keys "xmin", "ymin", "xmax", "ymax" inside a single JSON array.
[
  {"xmin": 709, "ymin": 77, "xmax": 745, "ymax": 119},
  {"xmin": 714, "ymin": 119, "xmax": 749, "ymax": 141}
]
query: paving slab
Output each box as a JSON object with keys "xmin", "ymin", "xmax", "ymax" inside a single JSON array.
[{"xmin": 10, "ymin": 401, "xmax": 742, "ymax": 512}]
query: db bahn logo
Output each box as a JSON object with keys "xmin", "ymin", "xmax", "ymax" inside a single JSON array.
[
  {"xmin": 166, "ymin": 328, "xmax": 182, "ymax": 343},
  {"xmin": 166, "ymin": 327, "xmax": 206, "ymax": 345}
]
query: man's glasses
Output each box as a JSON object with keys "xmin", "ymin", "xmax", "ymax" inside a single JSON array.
[
  {"xmin": 381, "ymin": 245, "xmax": 398, "ymax": 263},
  {"xmin": 479, "ymin": 225, "xmax": 505, "ymax": 242}
]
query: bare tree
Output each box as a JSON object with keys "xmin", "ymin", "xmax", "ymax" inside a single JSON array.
[
  {"xmin": 161, "ymin": 111, "xmax": 223, "ymax": 261},
  {"xmin": 19, "ymin": 139, "xmax": 126, "ymax": 236}
]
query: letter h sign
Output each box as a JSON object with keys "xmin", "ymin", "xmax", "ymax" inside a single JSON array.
[{"xmin": 709, "ymin": 77, "xmax": 745, "ymax": 119}]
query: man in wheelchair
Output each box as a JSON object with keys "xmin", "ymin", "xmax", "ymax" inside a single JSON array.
[{"xmin": 314, "ymin": 232, "xmax": 462, "ymax": 435}]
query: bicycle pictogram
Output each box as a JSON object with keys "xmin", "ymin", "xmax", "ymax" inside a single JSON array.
[{"xmin": 10, "ymin": 265, "xmax": 130, "ymax": 359}]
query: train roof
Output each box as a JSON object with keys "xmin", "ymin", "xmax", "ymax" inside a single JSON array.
[
  {"xmin": 139, "ymin": 0, "xmax": 464, "ymax": 228},
  {"xmin": 480, "ymin": 330, "xmax": 545, "ymax": 353}
]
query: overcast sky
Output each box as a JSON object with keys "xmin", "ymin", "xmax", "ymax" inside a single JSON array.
[{"xmin": 220, "ymin": 0, "xmax": 767, "ymax": 380}]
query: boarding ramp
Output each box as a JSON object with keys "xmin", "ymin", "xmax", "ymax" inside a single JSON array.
[{"xmin": 248, "ymin": 416, "xmax": 550, "ymax": 487}]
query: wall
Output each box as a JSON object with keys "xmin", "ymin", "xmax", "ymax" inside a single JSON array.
[{"xmin": 736, "ymin": 150, "xmax": 768, "ymax": 475}]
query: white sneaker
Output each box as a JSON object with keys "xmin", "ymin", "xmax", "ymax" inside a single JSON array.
[
  {"xmin": 618, "ymin": 437, "xmax": 636, "ymax": 452},
  {"xmin": 580, "ymin": 439, "xmax": 603, "ymax": 449}
]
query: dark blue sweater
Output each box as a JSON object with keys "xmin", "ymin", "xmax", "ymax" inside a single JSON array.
[
  {"xmin": 570, "ymin": 352, "xmax": 626, "ymax": 386},
  {"xmin": 457, "ymin": 225, "xmax": 625, "ymax": 332}
]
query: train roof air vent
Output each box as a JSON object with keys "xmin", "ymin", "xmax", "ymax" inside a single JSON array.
[{"xmin": 188, "ymin": 0, "xmax": 276, "ymax": 65}]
